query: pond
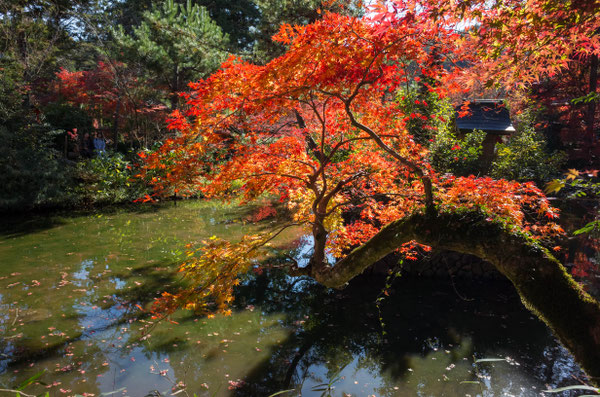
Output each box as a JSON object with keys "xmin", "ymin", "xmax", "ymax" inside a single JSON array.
[{"xmin": 0, "ymin": 201, "xmax": 586, "ymax": 396}]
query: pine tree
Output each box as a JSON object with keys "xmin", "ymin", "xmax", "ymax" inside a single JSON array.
[
  {"xmin": 112, "ymin": 0, "xmax": 229, "ymax": 109},
  {"xmin": 195, "ymin": 0, "xmax": 259, "ymax": 51}
]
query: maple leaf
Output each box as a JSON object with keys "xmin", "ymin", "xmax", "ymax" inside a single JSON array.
[
  {"xmin": 565, "ymin": 169, "xmax": 580, "ymax": 181},
  {"xmin": 138, "ymin": 6, "xmax": 569, "ymax": 318}
]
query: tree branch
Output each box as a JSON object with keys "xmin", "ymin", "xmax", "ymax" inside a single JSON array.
[
  {"xmin": 343, "ymin": 101, "xmax": 435, "ymax": 213},
  {"xmin": 312, "ymin": 209, "xmax": 600, "ymax": 379}
]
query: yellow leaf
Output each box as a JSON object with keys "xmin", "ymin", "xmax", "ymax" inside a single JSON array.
[
  {"xmin": 565, "ymin": 169, "xmax": 579, "ymax": 181},
  {"xmin": 544, "ymin": 179, "xmax": 564, "ymax": 194}
]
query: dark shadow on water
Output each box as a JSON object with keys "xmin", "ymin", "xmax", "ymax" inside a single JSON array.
[
  {"xmin": 0, "ymin": 202, "xmax": 173, "ymax": 239},
  {"xmin": 100, "ymin": 261, "xmax": 183, "ymax": 305},
  {"xmin": 224, "ymin": 270, "xmax": 583, "ymax": 396},
  {"xmin": 0, "ymin": 215, "xmax": 68, "ymax": 239},
  {"xmin": 74, "ymin": 248, "xmax": 581, "ymax": 396},
  {"xmin": 0, "ymin": 199, "xmax": 287, "ymax": 240}
]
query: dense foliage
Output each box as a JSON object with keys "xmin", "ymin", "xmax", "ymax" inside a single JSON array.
[
  {"xmin": 73, "ymin": 152, "xmax": 151, "ymax": 206},
  {"xmin": 141, "ymin": 9, "xmax": 571, "ymax": 314},
  {"xmin": 0, "ymin": 124, "xmax": 72, "ymax": 210},
  {"xmin": 127, "ymin": 0, "xmax": 600, "ymax": 378},
  {"xmin": 112, "ymin": 0, "xmax": 229, "ymax": 111},
  {"xmin": 0, "ymin": 0, "xmax": 367, "ymax": 211},
  {"xmin": 3, "ymin": 0, "xmax": 600, "ymax": 382}
]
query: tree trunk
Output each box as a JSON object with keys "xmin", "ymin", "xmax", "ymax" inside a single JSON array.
[
  {"xmin": 311, "ymin": 210, "xmax": 600, "ymax": 379},
  {"xmin": 171, "ymin": 64, "xmax": 180, "ymax": 111},
  {"xmin": 309, "ymin": 219, "xmax": 328, "ymax": 271},
  {"xmin": 586, "ymin": 53, "xmax": 598, "ymax": 147},
  {"xmin": 113, "ymin": 99, "xmax": 121, "ymax": 149}
]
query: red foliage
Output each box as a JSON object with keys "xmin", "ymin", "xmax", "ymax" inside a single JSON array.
[
  {"xmin": 139, "ymin": 6, "xmax": 573, "ymax": 315},
  {"xmin": 54, "ymin": 62, "xmax": 123, "ymax": 119},
  {"xmin": 50, "ymin": 61, "xmax": 168, "ymax": 143}
]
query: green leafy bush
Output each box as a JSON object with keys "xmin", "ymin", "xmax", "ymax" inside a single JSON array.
[
  {"xmin": 429, "ymin": 128, "xmax": 486, "ymax": 176},
  {"xmin": 397, "ymin": 88, "xmax": 486, "ymax": 176},
  {"xmin": 397, "ymin": 86, "xmax": 455, "ymax": 145},
  {"xmin": 74, "ymin": 152, "xmax": 149, "ymax": 205},
  {"xmin": 490, "ymin": 116, "xmax": 565, "ymax": 184}
]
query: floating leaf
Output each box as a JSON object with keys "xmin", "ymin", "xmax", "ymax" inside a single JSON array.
[
  {"xmin": 474, "ymin": 358, "xmax": 508, "ymax": 363},
  {"xmin": 543, "ymin": 385, "xmax": 599, "ymax": 394}
]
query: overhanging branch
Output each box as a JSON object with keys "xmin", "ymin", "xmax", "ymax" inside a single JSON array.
[{"xmin": 311, "ymin": 209, "xmax": 600, "ymax": 379}]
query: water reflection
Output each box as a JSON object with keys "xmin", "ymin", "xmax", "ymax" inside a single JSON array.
[
  {"xmin": 231, "ymin": 270, "xmax": 583, "ymax": 396},
  {"xmin": 0, "ymin": 201, "xmax": 586, "ymax": 396}
]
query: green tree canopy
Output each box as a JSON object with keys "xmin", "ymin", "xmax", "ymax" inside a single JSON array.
[
  {"xmin": 0, "ymin": 0, "xmax": 76, "ymax": 124},
  {"xmin": 112, "ymin": 0, "xmax": 229, "ymax": 109},
  {"xmin": 195, "ymin": 0, "xmax": 260, "ymax": 51}
]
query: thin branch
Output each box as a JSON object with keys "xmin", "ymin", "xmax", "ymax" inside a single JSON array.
[
  {"xmin": 268, "ymin": 153, "xmax": 317, "ymax": 173},
  {"xmin": 325, "ymin": 191, "xmax": 421, "ymax": 216},
  {"xmin": 322, "ymin": 171, "xmax": 367, "ymax": 205},
  {"xmin": 343, "ymin": 101, "xmax": 435, "ymax": 212},
  {"xmin": 325, "ymin": 133, "xmax": 401, "ymax": 163},
  {"xmin": 249, "ymin": 222, "xmax": 308, "ymax": 253}
]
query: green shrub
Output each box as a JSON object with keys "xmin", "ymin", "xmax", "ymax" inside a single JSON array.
[
  {"xmin": 73, "ymin": 151, "xmax": 149, "ymax": 205},
  {"xmin": 397, "ymin": 88, "xmax": 487, "ymax": 176},
  {"xmin": 397, "ymin": 86, "xmax": 455, "ymax": 145},
  {"xmin": 429, "ymin": 127, "xmax": 486, "ymax": 176},
  {"xmin": 490, "ymin": 116, "xmax": 565, "ymax": 185},
  {"xmin": 0, "ymin": 124, "xmax": 151, "ymax": 211}
]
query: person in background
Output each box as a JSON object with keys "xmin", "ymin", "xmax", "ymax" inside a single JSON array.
[
  {"xmin": 83, "ymin": 132, "xmax": 94, "ymax": 158},
  {"xmin": 93, "ymin": 132, "xmax": 106, "ymax": 155}
]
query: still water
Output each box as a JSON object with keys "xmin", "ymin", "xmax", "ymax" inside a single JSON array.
[{"xmin": 0, "ymin": 201, "xmax": 586, "ymax": 396}]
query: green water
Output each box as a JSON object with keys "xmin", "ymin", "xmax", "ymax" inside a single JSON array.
[{"xmin": 0, "ymin": 201, "xmax": 585, "ymax": 396}]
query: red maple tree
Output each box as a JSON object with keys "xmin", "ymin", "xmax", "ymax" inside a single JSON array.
[
  {"xmin": 140, "ymin": 3, "xmax": 600, "ymax": 378},
  {"xmin": 52, "ymin": 61, "xmax": 168, "ymax": 146}
]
